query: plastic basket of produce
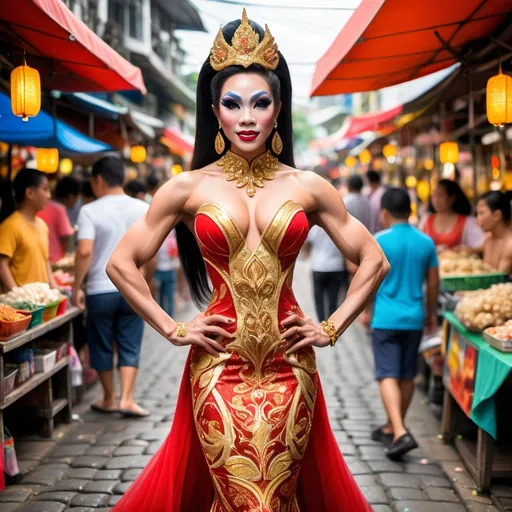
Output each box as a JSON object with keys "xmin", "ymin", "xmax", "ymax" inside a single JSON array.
[
  {"xmin": 3, "ymin": 366, "xmax": 18, "ymax": 396},
  {"xmin": 56, "ymin": 297, "xmax": 67, "ymax": 317},
  {"xmin": 0, "ymin": 306, "xmax": 32, "ymax": 341},
  {"xmin": 42, "ymin": 300, "xmax": 61, "ymax": 323},
  {"xmin": 12, "ymin": 302, "xmax": 45, "ymax": 330},
  {"xmin": 440, "ymin": 272, "xmax": 509, "ymax": 292}
]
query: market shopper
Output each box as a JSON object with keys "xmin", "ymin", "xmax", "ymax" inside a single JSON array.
[
  {"xmin": 476, "ymin": 191, "xmax": 512, "ymax": 274},
  {"xmin": 125, "ymin": 179, "xmax": 147, "ymax": 201},
  {"xmin": 37, "ymin": 198, "xmax": 74, "ymax": 263},
  {"xmin": 0, "ymin": 169, "xmax": 57, "ymax": 291},
  {"xmin": 422, "ymin": 179, "xmax": 484, "ymax": 250},
  {"xmin": 72, "ymin": 156, "xmax": 152, "ymax": 418},
  {"xmin": 365, "ymin": 170, "xmax": 387, "ymax": 234},
  {"xmin": 344, "ymin": 175, "xmax": 372, "ymax": 232},
  {"xmin": 55, "ymin": 176, "xmax": 82, "ymax": 227},
  {"xmin": 305, "ymin": 225, "xmax": 347, "ymax": 321},
  {"xmin": 366, "ymin": 188, "xmax": 439, "ymax": 459},
  {"xmin": 154, "ymin": 231, "xmax": 180, "ymax": 317},
  {"xmin": 145, "ymin": 174, "xmax": 160, "ymax": 203}
]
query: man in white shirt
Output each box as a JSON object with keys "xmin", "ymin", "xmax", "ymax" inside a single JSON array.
[
  {"xmin": 72, "ymin": 157, "xmax": 152, "ymax": 418},
  {"xmin": 305, "ymin": 225, "xmax": 347, "ymax": 322},
  {"xmin": 344, "ymin": 175, "xmax": 373, "ymax": 232}
]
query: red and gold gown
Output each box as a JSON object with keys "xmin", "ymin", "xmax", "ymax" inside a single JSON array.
[{"xmin": 113, "ymin": 200, "xmax": 373, "ymax": 511}]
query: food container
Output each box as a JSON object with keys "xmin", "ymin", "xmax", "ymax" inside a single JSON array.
[
  {"xmin": 3, "ymin": 366, "xmax": 18, "ymax": 396},
  {"xmin": 14, "ymin": 303, "xmax": 45, "ymax": 330},
  {"xmin": 56, "ymin": 297, "xmax": 67, "ymax": 317},
  {"xmin": 483, "ymin": 331, "xmax": 512, "ymax": 353},
  {"xmin": 34, "ymin": 349, "xmax": 56, "ymax": 373},
  {"xmin": 15, "ymin": 349, "xmax": 35, "ymax": 383},
  {"xmin": 0, "ymin": 311, "xmax": 32, "ymax": 341},
  {"xmin": 42, "ymin": 300, "xmax": 60, "ymax": 323},
  {"xmin": 38, "ymin": 341, "xmax": 67, "ymax": 361},
  {"xmin": 440, "ymin": 272, "xmax": 509, "ymax": 292}
]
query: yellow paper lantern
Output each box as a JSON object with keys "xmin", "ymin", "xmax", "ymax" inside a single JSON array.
[
  {"xmin": 405, "ymin": 175, "xmax": 417, "ymax": 189},
  {"xmin": 382, "ymin": 144, "xmax": 398, "ymax": 159},
  {"xmin": 345, "ymin": 156, "xmax": 357, "ymax": 168},
  {"xmin": 486, "ymin": 67, "xmax": 512, "ymax": 126},
  {"xmin": 130, "ymin": 146, "xmax": 146, "ymax": 163},
  {"xmin": 59, "ymin": 158, "xmax": 73, "ymax": 175},
  {"xmin": 440, "ymin": 142, "xmax": 458, "ymax": 164},
  {"xmin": 171, "ymin": 164, "xmax": 183, "ymax": 176},
  {"xmin": 359, "ymin": 149, "xmax": 372, "ymax": 165},
  {"xmin": 36, "ymin": 148, "xmax": 59, "ymax": 173},
  {"xmin": 416, "ymin": 179, "xmax": 430, "ymax": 202},
  {"xmin": 423, "ymin": 158, "xmax": 434, "ymax": 171},
  {"xmin": 11, "ymin": 58, "xmax": 41, "ymax": 122},
  {"xmin": 503, "ymin": 172, "xmax": 512, "ymax": 191}
]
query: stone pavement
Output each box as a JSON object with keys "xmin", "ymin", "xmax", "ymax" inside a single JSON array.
[{"xmin": 0, "ymin": 260, "xmax": 506, "ymax": 512}]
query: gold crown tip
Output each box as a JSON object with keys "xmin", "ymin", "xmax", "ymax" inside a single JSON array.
[{"xmin": 242, "ymin": 8, "xmax": 248, "ymax": 20}]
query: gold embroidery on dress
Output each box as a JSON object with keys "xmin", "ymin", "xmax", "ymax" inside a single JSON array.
[{"xmin": 191, "ymin": 200, "xmax": 317, "ymax": 511}]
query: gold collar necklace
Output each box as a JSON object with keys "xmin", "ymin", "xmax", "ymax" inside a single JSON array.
[{"xmin": 217, "ymin": 150, "xmax": 278, "ymax": 197}]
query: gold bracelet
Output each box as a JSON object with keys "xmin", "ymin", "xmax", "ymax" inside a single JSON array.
[
  {"xmin": 175, "ymin": 322, "xmax": 188, "ymax": 338},
  {"xmin": 321, "ymin": 320, "xmax": 339, "ymax": 347}
]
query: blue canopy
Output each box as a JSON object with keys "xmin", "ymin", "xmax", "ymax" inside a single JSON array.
[
  {"xmin": 0, "ymin": 91, "xmax": 112, "ymax": 154},
  {"xmin": 61, "ymin": 92, "xmax": 128, "ymax": 120}
]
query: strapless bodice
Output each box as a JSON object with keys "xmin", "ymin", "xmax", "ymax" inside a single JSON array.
[{"xmin": 194, "ymin": 200, "xmax": 309, "ymax": 373}]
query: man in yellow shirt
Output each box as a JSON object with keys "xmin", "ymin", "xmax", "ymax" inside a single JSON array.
[{"xmin": 0, "ymin": 168, "xmax": 57, "ymax": 291}]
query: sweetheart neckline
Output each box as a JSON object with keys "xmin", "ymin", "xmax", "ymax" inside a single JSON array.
[{"xmin": 194, "ymin": 200, "xmax": 306, "ymax": 256}]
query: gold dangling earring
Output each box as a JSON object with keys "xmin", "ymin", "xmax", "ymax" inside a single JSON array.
[
  {"xmin": 271, "ymin": 123, "xmax": 283, "ymax": 155},
  {"xmin": 215, "ymin": 126, "xmax": 225, "ymax": 155}
]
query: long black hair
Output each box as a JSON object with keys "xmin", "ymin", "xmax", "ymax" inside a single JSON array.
[
  {"xmin": 479, "ymin": 191, "xmax": 511, "ymax": 224},
  {"xmin": 430, "ymin": 179, "xmax": 472, "ymax": 216},
  {"xmin": 176, "ymin": 15, "xmax": 295, "ymax": 307}
]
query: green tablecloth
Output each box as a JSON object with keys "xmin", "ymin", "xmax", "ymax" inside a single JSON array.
[{"xmin": 444, "ymin": 313, "xmax": 512, "ymax": 439}]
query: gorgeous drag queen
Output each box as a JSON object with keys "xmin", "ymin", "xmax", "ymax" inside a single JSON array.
[{"xmin": 108, "ymin": 11, "xmax": 388, "ymax": 511}]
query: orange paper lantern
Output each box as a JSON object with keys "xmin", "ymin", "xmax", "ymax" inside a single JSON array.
[
  {"xmin": 130, "ymin": 146, "xmax": 146, "ymax": 163},
  {"xmin": 359, "ymin": 149, "xmax": 372, "ymax": 165},
  {"xmin": 383, "ymin": 144, "xmax": 397, "ymax": 159},
  {"xmin": 345, "ymin": 156, "xmax": 357, "ymax": 168},
  {"xmin": 487, "ymin": 67, "xmax": 512, "ymax": 127},
  {"xmin": 36, "ymin": 148, "xmax": 59, "ymax": 173},
  {"xmin": 11, "ymin": 58, "xmax": 41, "ymax": 122},
  {"xmin": 440, "ymin": 142, "xmax": 458, "ymax": 164}
]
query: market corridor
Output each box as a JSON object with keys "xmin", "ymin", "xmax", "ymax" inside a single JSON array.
[{"xmin": 0, "ymin": 259, "xmax": 506, "ymax": 512}]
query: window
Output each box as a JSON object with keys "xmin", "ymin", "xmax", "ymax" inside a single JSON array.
[
  {"xmin": 108, "ymin": 0, "xmax": 124, "ymax": 27},
  {"xmin": 128, "ymin": 0, "xmax": 143, "ymax": 40}
]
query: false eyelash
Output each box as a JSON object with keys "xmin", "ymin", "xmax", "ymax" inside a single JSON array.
[
  {"xmin": 255, "ymin": 98, "xmax": 272, "ymax": 108},
  {"xmin": 221, "ymin": 98, "xmax": 240, "ymax": 109}
]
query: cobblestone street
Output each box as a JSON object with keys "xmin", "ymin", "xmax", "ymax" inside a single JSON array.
[{"xmin": 0, "ymin": 260, "xmax": 505, "ymax": 512}]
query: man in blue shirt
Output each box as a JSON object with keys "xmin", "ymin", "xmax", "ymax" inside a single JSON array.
[{"xmin": 366, "ymin": 188, "xmax": 439, "ymax": 459}]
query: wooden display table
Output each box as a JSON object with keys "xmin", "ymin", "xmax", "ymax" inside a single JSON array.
[
  {"xmin": 0, "ymin": 307, "xmax": 82, "ymax": 440},
  {"xmin": 441, "ymin": 313, "xmax": 512, "ymax": 492}
]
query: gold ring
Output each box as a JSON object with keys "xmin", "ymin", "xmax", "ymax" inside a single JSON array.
[{"xmin": 176, "ymin": 323, "xmax": 187, "ymax": 338}]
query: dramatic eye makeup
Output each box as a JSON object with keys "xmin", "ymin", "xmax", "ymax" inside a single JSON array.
[{"xmin": 220, "ymin": 90, "xmax": 273, "ymax": 110}]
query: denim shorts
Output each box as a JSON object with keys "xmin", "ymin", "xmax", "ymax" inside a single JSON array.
[
  {"xmin": 372, "ymin": 329, "xmax": 422, "ymax": 380},
  {"xmin": 86, "ymin": 292, "xmax": 144, "ymax": 371}
]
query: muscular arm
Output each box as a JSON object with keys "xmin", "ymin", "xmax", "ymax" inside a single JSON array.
[
  {"xmin": 305, "ymin": 172, "xmax": 390, "ymax": 337},
  {"xmin": 0, "ymin": 256, "xmax": 17, "ymax": 291},
  {"xmin": 106, "ymin": 172, "xmax": 197, "ymax": 338}
]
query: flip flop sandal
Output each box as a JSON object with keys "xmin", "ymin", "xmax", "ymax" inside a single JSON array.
[
  {"xmin": 91, "ymin": 403, "xmax": 119, "ymax": 414},
  {"xmin": 120, "ymin": 408, "xmax": 150, "ymax": 418}
]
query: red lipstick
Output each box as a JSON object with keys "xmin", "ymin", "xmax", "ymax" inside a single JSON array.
[{"xmin": 237, "ymin": 130, "xmax": 259, "ymax": 142}]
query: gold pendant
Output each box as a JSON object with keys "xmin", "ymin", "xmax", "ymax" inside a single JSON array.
[{"xmin": 217, "ymin": 150, "xmax": 278, "ymax": 197}]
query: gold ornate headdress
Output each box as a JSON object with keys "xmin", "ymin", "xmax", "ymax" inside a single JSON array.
[{"xmin": 210, "ymin": 9, "xmax": 279, "ymax": 71}]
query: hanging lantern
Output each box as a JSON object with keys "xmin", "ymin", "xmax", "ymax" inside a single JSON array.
[
  {"xmin": 416, "ymin": 179, "xmax": 430, "ymax": 202},
  {"xmin": 423, "ymin": 158, "xmax": 434, "ymax": 171},
  {"xmin": 382, "ymin": 144, "xmax": 398, "ymax": 159},
  {"xmin": 36, "ymin": 148, "xmax": 59, "ymax": 173},
  {"xmin": 405, "ymin": 175, "xmax": 417, "ymax": 189},
  {"xmin": 503, "ymin": 172, "xmax": 512, "ymax": 191},
  {"xmin": 59, "ymin": 158, "xmax": 73, "ymax": 175},
  {"xmin": 171, "ymin": 164, "xmax": 183, "ymax": 176},
  {"xmin": 359, "ymin": 149, "xmax": 372, "ymax": 165},
  {"xmin": 0, "ymin": 142, "xmax": 8, "ymax": 155},
  {"xmin": 486, "ymin": 66, "xmax": 512, "ymax": 127},
  {"xmin": 491, "ymin": 155, "xmax": 500, "ymax": 181},
  {"xmin": 440, "ymin": 142, "xmax": 458, "ymax": 164},
  {"xmin": 345, "ymin": 155, "xmax": 357, "ymax": 168},
  {"xmin": 130, "ymin": 146, "xmax": 146, "ymax": 163},
  {"xmin": 11, "ymin": 58, "xmax": 41, "ymax": 122}
]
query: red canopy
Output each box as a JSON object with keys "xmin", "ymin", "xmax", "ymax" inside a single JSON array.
[
  {"xmin": 311, "ymin": 0, "xmax": 512, "ymax": 96},
  {"xmin": 0, "ymin": 0, "xmax": 147, "ymax": 93},
  {"xmin": 162, "ymin": 127, "xmax": 194, "ymax": 157}
]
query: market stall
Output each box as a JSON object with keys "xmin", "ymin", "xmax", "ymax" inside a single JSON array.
[{"xmin": 441, "ymin": 283, "xmax": 512, "ymax": 492}]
